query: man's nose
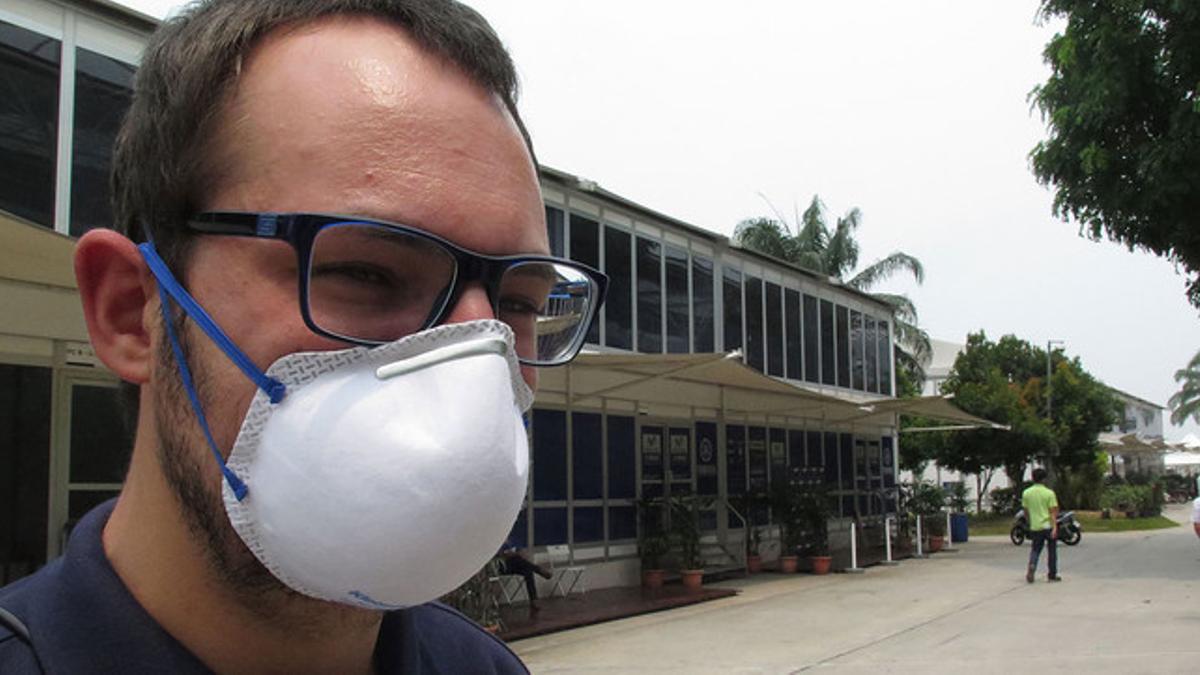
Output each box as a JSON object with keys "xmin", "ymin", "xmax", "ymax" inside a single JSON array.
[{"xmin": 442, "ymin": 282, "xmax": 495, "ymax": 325}]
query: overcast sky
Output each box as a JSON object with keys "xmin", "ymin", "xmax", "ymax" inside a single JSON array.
[{"xmin": 122, "ymin": 0, "xmax": 1200, "ymax": 441}]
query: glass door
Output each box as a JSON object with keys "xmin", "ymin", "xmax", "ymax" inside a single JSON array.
[{"xmin": 51, "ymin": 376, "xmax": 130, "ymax": 556}]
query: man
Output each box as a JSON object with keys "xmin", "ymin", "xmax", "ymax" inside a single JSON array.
[
  {"xmin": 497, "ymin": 540, "xmax": 552, "ymax": 612},
  {"xmin": 1021, "ymin": 467, "xmax": 1062, "ymax": 583},
  {"xmin": 0, "ymin": 1, "xmax": 605, "ymax": 672}
]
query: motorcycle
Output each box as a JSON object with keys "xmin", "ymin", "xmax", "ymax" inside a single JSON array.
[{"xmin": 1009, "ymin": 509, "xmax": 1082, "ymax": 546}]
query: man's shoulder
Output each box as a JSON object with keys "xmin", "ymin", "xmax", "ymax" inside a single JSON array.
[
  {"xmin": 0, "ymin": 571, "xmax": 48, "ymax": 673},
  {"xmin": 396, "ymin": 602, "xmax": 528, "ymax": 674}
]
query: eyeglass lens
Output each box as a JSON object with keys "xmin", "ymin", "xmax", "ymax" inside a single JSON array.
[{"xmin": 306, "ymin": 223, "xmax": 595, "ymax": 364}]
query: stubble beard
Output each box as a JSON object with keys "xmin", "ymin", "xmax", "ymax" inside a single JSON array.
[{"xmin": 152, "ymin": 311, "xmax": 380, "ymax": 635}]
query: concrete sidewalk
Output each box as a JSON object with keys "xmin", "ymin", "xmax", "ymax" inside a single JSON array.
[{"xmin": 513, "ymin": 505, "xmax": 1200, "ymax": 674}]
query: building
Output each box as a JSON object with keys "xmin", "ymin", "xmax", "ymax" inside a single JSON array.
[
  {"xmin": 1, "ymin": 0, "xmax": 987, "ymax": 591},
  {"xmin": 1098, "ymin": 388, "xmax": 1168, "ymax": 477}
]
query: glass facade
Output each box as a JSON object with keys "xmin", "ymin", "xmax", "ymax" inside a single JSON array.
[
  {"xmin": 851, "ymin": 310, "xmax": 865, "ymax": 390},
  {"xmin": 819, "ymin": 300, "xmax": 835, "ymax": 386},
  {"xmin": 744, "ymin": 276, "xmax": 763, "ymax": 371},
  {"xmin": 70, "ymin": 48, "xmax": 134, "ymax": 237},
  {"xmin": 0, "ymin": 21, "xmax": 61, "ymax": 229},
  {"xmin": 836, "ymin": 305, "xmax": 850, "ymax": 388},
  {"xmin": 784, "ymin": 289, "xmax": 801, "ymax": 380},
  {"xmin": 569, "ymin": 214, "xmax": 600, "ymax": 344},
  {"xmin": 722, "ymin": 268, "xmax": 742, "ymax": 352},
  {"xmin": 636, "ymin": 237, "xmax": 663, "ymax": 353},
  {"xmin": 865, "ymin": 316, "xmax": 879, "ymax": 394},
  {"xmin": 692, "ymin": 256, "xmax": 715, "ymax": 352},
  {"xmin": 765, "ymin": 282, "xmax": 783, "ymax": 377},
  {"xmin": 803, "ymin": 294, "xmax": 819, "ymax": 383},
  {"xmin": 546, "ymin": 206, "xmax": 564, "ymax": 256},
  {"xmin": 603, "ymin": 226, "xmax": 632, "ymax": 350},
  {"xmin": 665, "ymin": 245, "xmax": 689, "ymax": 353}
]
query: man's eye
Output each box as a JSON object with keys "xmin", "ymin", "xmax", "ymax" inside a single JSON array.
[
  {"xmin": 498, "ymin": 296, "xmax": 543, "ymax": 316},
  {"xmin": 312, "ymin": 262, "xmax": 397, "ymax": 287}
]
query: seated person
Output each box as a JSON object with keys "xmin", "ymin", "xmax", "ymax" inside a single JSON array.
[{"xmin": 497, "ymin": 540, "xmax": 552, "ymax": 610}]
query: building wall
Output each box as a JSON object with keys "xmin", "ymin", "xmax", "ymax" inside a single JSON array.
[{"xmin": 0, "ymin": 0, "xmax": 902, "ymax": 587}]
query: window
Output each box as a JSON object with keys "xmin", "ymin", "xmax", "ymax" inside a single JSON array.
[
  {"xmin": 569, "ymin": 214, "xmax": 600, "ymax": 344},
  {"xmin": 692, "ymin": 256, "xmax": 715, "ymax": 352},
  {"xmin": 0, "ymin": 364, "xmax": 52, "ymax": 583},
  {"xmin": 572, "ymin": 412, "xmax": 602, "ymax": 500},
  {"xmin": 851, "ymin": 311, "xmax": 865, "ymax": 390},
  {"xmin": 878, "ymin": 321, "xmax": 892, "ymax": 396},
  {"xmin": 636, "ymin": 237, "xmax": 663, "ymax": 353},
  {"xmin": 765, "ymin": 283, "xmax": 783, "ymax": 377},
  {"xmin": 695, "ymin": 421, "xmax": 718, "ymax": 495},
  {"xmin": 665, "ymin": 245, "xmax": 690, "ymax": 353},
  {"xmin": 787, "ymin": 429, "xmax": 805, "ymax": 469},
  {"xmin": 803, "ymin": 294, "xmax": 819, "ymax": 383},
  {"xmin": 545, "ymin": 206, "xmax": 564, "ymax": 256},
  {"xmin": 70, "ymin": 48, "xmax": 134, "ymax": 237},
  {"xmin": 0, "ymin": 21, "xmax": 61, "ymax": 229},
  {"xmin": 820, "ymin": 300, "xmax": 835, "ymax": 386},
  {"xmin": 726, "ymin": 424, "xmax": 746, "ymax": 496},
  {"xmin": 747, "ymin": 427, "xmax": 768, "ymax": 491},
  {"xmin": 744, "ymin": 277, "xmax": 763, "ymax": 371},
  {"xmin": 835, "ymin": 305, "xmax": 850, "ymax": 388},
  {"xmin": 865, "ymin": 316, "xmax": 879, "ymax": 394},
  {"xmin": 532, "ymin": 409, "xmax": 567, "ymax": 501},
  {"xmin": 785, "ymin": 289, "xmax": 801, "ymax": 380},
  {"xmin": 723, "ymin": 268, "xmax": 743, "ymax": 352},
  {"xmin": 603, "ymin": 226, "xmax": 632, "ymax": 349},
  {"xmin": 607, "ymin": 415, "xmax": 636, "ymax": 499}
]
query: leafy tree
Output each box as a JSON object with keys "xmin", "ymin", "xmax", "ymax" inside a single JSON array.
[
  {"xmin": 1169, "ymin": 348, "xmax": 1200, "ymax": 425},
  {"xmin": 733, "ymin": 195, "xmax": 930, "ymax": 382},
  {"xmin": 1030, "ymin": 1, "xmax": 1200, "ymax": 307},
  {"xmin": 936, "ymin": 331, "xmax": 1119, "ymax": 486}
]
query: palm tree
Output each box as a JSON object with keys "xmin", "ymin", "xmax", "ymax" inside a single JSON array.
[
  {"xmin": 1169, "ymin": 348, "xmax": 1200, "ymax": 426},
  {"xmin": 733, "ymin": 195, "xmax": 931, "ymax": 385}
]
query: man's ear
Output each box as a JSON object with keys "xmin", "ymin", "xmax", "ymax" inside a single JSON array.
[{"xmin": 74, "ymin": 229, "xmax": 156, "ymax": 384}]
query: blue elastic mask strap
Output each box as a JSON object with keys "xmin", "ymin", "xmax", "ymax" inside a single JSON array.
[
  {"xmin": 138, "ymin": 243, "xmax": 286, "ymax": 403},
  {"xmin": 139, "ymin": 242, "xmax": 286, "ymax": 501},
  {"xmin": 155, "ymin": 279, "xmax": 249, "ymax": 501}
]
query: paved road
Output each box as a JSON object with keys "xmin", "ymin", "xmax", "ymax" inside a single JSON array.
[{"xmin": 512, "ymin": 505, "xmax": 1200, "ymax": 674}]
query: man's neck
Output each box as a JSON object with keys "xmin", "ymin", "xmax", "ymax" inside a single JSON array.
[{"xmin": 104, "ymin": 440, "xmax": 383, "ymax": 675}]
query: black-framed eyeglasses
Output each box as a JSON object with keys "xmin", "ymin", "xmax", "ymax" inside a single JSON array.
[{"xmin": 186, "ymin": 212, "xmax": 608, "ymax": 366}]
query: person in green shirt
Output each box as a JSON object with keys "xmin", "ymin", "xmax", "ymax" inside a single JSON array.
[{"xmin": 1021, "ymin": 468, "xmax": 1061, "ymax": 583}]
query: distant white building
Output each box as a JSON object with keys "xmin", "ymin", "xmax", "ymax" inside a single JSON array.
[{"xmin": 1098, "ymin": 388, "xmax": 1167, "ymax": 477}]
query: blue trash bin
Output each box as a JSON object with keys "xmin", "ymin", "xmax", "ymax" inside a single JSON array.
[{"xmin": 950, "ymin": 513, "xmax": 969, "ymax": 543}]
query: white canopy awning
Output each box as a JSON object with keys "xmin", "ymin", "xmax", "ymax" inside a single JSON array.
[{"xmin": 536, "ymin": 351, "xmax": 1001, "ymax": 430}]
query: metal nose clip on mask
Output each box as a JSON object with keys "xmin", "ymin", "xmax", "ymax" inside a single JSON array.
[{"xmin": 140, "ymin": 243, "xmax": 533, "ymax": 610}]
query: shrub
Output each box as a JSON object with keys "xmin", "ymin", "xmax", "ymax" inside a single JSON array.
[{"xmin": 989, "ymin": 486, "xmax": 1023, "ymax": 515}]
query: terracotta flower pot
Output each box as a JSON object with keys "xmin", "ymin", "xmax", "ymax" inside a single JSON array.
[
  {"xmin": 778, "ymin": 555, "xmax": 799, "ymax": 574},
  {"xmin": 680, "ymin": 569, "xmax": 704, "ymax": 591},
  {"xmin": 928, "ymin": 535, "xmax": 944, "ymax": 552},
  {"xmin": 809, "ymin": 555, "xmax": 832, "ymax": 575},
  {"xmin": 746, "ymin": 554, "xmax": 762, "ymax": 574},
  {"xmin": 642, "ymin": 569, "xmax": 665, "ymax": 589}
]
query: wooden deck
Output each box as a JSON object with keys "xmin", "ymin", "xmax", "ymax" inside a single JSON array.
[{"xmin": 497, "ymin": 583, "xmax": 738, "ymax": 641}]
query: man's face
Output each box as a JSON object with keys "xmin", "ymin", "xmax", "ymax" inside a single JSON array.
[{"xmin": 151, "ymin": 16, "xmax": 546, "ymax": 607}]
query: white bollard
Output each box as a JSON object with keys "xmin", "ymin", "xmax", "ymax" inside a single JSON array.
[
  {"xmin": 881, "ymin": 515, "xmax": 898, "ymax": 566},
  {"xmin": 846, "ymin": 521, "xmax": 864, "ymax": 573},
  {"xmin": 944, "ymin": 511, "xmax": 954, "ymax": 550},
  {"xmin": 915, "ymin": 514, "xmax": 926, "ymax": 558}
]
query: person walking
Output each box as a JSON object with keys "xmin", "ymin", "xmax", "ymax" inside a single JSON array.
[{"xmin": 1022, "ymin": 467, "xmax": 1062, "ymax": 583}]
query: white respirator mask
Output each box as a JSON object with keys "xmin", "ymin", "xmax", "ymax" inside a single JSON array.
[{"xmin": 140, "ymin": 243, "xmax": 532, "ymax": 610}]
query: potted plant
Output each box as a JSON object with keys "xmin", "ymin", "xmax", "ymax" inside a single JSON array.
[
  {"xmin": 908, "ymin": 481, "xmax": 946, "ymax": 552},
  {"xmin": 768, "ymin": 475, "xmax": 806, "ymax": 569},
  {"xmin": 668, "ymin": 494, "xmax": 707, "ymax": 590},
  {"xmin": 795, "ymin": 483, "xmax": 832, "ymax": 574},
  {"xmin": 636, "ymin": 495, "xmax": 670, "ymax": 589},
  {"xmin": 440, "ymin": 557, "xmax": 503, "ymax": 632}
]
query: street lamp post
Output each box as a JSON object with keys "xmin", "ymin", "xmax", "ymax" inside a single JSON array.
[{"xmin": 1046, "ymin": 339, "xmax": 1064, "ymax": 420}]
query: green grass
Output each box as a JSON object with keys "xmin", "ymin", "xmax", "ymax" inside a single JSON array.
[{"xmin": 966, "ymin": 511, "xmax": 1178, "ymax": 536}]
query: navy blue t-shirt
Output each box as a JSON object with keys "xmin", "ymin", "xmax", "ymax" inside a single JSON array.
[{"xmin": 0, "ymin": 500, "xmax": 527, "ymax": 674}]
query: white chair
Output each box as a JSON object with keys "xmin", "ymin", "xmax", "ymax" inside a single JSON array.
[
  {"xmin": 489, "ymin": 573, "xmax": 527, "ymax": 605},
  {"xmin": 545, "ymin": 544, "xmax": 587, "ymax": 597}
]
